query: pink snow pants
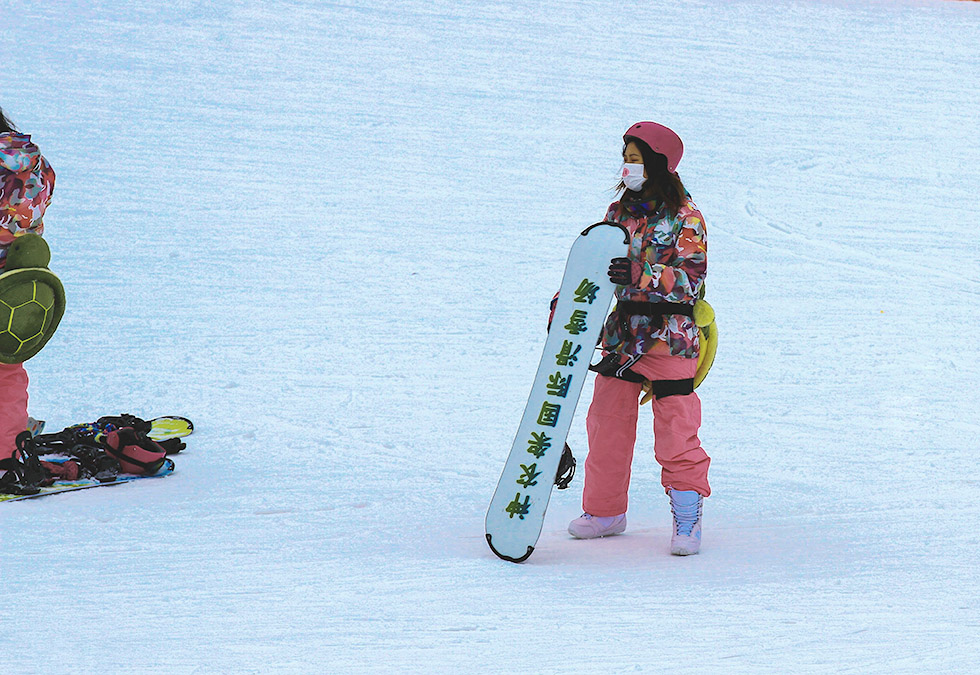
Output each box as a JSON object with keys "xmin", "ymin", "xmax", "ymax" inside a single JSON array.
[
  {"xmin": 583, "ymin": 353, "xmax": 709, "ymax": 516},
  {"xmin": 0, "ymin": 363, "xmax": 28, "ymax": 460}
]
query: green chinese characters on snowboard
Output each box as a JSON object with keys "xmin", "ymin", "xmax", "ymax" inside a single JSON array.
[{"xmin": 485, "ymin": 221, "xmax": 628, "ymax": 563}]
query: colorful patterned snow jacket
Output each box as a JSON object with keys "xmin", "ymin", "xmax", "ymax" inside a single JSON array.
[
  {"xmin": 0, "ymin": 133, "xmax": 55, "ymax": 269},
  {"xmin": 601, "ymin": 193, "xmax": 707, "ymax": 359}
]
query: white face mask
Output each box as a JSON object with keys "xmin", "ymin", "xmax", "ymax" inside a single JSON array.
[{"xmin": 621, "ymin": 163, "xmax": 646, "ymax": 191}]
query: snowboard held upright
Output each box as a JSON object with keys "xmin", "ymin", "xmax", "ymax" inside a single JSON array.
[{"xmin": 485, "ymin": 221, "xmax": 628, "ymax": 562}]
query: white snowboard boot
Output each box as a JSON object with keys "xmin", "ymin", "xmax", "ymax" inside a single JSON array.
[
  {"xmin": 669, "ymin": 489, "xmax": 703, "ymax": 555},
  {"xmin": 568, "ymin": 512, "xmax": 627, "ymax": 539}
]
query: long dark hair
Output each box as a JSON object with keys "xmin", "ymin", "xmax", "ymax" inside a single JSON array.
[
  {"xmin": 0, "ymin": 107, "xmax": 17, "ymax": 134},
  {"xmin": 616, "ymin": 136, "xmax": 686, "ymax": 217}
]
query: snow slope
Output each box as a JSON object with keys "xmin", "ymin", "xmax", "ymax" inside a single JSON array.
[{"xmin": 2, "ymin": 0, "xmax": 979, "ymax": 672}]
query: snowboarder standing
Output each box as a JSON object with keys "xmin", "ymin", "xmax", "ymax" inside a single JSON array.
[
  {"xmin": 0, "ymin": 107, "xmax": 56, "ymax": 460},
  {"xmin": 565, "ymin": 121, "xmax": 710, "ymax": 555}
]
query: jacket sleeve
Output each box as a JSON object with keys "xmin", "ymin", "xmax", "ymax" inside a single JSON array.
[
  {"xmin": 0, "ymin": 141, "xmax": 55, "ymax": 268},
  {"xmin": 635, "ymin": 205, "xmax": 706, "ymax": 303}
]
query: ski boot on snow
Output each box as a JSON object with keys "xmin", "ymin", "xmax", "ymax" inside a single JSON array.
[
  {"xmin": 568, "ymin": 512, "xmax": 627, "ymax": 539},
  {"xmin": 669, "ymin": 489, "xmax": 703, "ymax": 555}
]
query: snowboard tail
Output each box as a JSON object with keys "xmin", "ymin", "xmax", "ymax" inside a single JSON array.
[
  {"xmin": 486, "ymin": 535, "xmax": 534, "ymax": 564},
  {"xmin": 147, "ymin": 416, "xmax": 194, "ymax": 441}
]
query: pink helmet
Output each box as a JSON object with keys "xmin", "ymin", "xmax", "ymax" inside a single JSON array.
[{"xmin": 624, "ymin": 121, "xmax": 684, "ymax": 173}]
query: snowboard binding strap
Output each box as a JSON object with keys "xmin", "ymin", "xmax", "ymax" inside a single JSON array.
[
  {"xmin": 104, "ymin": 428, "xmax": 167, "ymax": 475},
  {"xmin": 0, "ymin": 432, "xmax": 49, "ymax": 495},
  {"xmin": 554, "ymin": 444, "xmax": 577, "ymax": 490}
]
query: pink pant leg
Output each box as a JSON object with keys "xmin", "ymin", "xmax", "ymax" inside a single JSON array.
[
  {"xmin": 632, "ymin": 354, "xmax": 711, "ymax": 497},
  {"xmin": 0, "ymin": 363, "xmax": 29, "ymax": 460},
  {"xmin": 583, "ymin": 374, "xmax": 642, "ymax": 516}
]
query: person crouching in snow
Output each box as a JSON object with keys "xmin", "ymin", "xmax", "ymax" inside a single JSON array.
[
  {"xmin": 0, "ymin": 107, "xmax": 56, "ymax": 460},
  {"xmin": 566, "ymin": 121, "xmax": 709, "ymax": 555}
]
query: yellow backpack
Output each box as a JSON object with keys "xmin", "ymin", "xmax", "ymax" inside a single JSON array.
[{"xmin": 692, "ymin": 288, "xmax": 717, "ymax": 388}]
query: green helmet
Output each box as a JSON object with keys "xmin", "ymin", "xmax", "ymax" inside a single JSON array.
[{"xmin": 0, "ymin": 233, "xmax": 66, "ymax": 363}]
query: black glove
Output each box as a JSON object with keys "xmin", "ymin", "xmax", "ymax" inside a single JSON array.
[
  {"xmin": 607, "ymin": 257, "xmax": 634, "ymax": 286},
  {"xmin": 547, "ymin": 293, "xmax": 559, "ymax": 333}
]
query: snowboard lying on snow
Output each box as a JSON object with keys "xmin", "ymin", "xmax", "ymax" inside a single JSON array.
[
  {"xmin": 0, "ymin": 416, "xmax": 193, "ymax": 503},
  {"xmin": 0, "ymin": 458, "xmax": 177, "ymax": 503}
]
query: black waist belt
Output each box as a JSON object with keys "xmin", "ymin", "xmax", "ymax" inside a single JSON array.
[
  {"xmin": 617, "ymin": 300, "xmax": 694, "ymax": 318},
  {"xmin": 589, "ymin": 353, "xmax": 694, "ymax": 399},
  {"xmin": 617, "ymin": 300, "xmax": 693, "ymax": 337}
]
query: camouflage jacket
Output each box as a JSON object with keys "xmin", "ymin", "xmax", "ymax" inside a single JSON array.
[
  {"xmin": 601, "ymin": 194, "xmax": 707, "ymax": 359},
  {"xmin": 0, "ymin": 132, "xmax": 55, "ymax": 268}
]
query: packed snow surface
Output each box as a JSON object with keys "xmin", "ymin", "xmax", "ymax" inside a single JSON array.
[{"xmin": 3, "ymin": 0, "xmax": 979, "ymax": 672}]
